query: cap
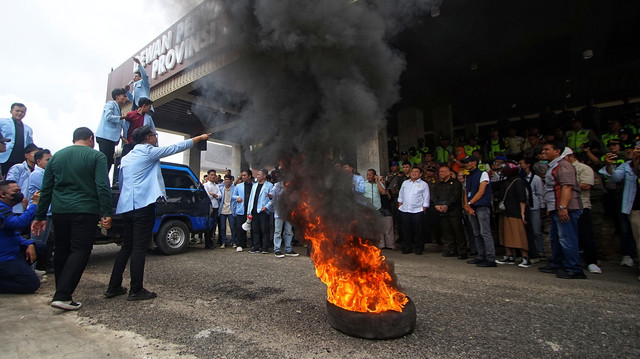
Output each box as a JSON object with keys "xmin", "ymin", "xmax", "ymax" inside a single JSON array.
[
  {"xmin": 461, "ymin": 155, "xmax": 479, "ymax": 163},
  {"xmin": 400, "ymin": 151, "xmax": 408, "ymax": 155},
  {"xmin": 24, "ymin": 143, "xmax": 42, "ymax": 153},
  {"xmin": 425, "ymin": 166, "xmax": 437, "ymax": 172},
  {"xmin": 619, "ymin": 128, "xmax": 631, "ymax": 135},
  {"xmin": 607, "ymin": 139, "xmax": 621, "ymax": 146},
  {"xmin": 391, "ymin": 161, "xmax": 399, "ymax": 167},
  {"xmin": 495, "ymin": 156, "xmax": 508, "ymax": 161},
  {"xmin": 0, "ymin": 132, "xmax": 10, "ymax": 143}
]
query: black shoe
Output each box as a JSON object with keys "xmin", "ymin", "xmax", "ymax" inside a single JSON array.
[
  {"xmin": 401, "ymin": 249, "xmax": 413, "ymax": 254},
  {"xmin": 127, "ymin": 288, "xmax": 157, "ymax": 301},
  {"xmin": 538, "ymin": 265, "xmax": 561, "ymax": 274},
  {"xmin": 442, "ymin": 251, "xmax": 458, "ymax": 257},
  {"xmin": 104, "ymin": 286, "xmax": 128, "ymax": 298},
  {"xmin": 556, "ymin": 269, "xmax": 587, "ymax": 279},
  {"xmin": 467, "ymin": 258, "xmax": 483, "ymax": 264},
  {"xmin": 476, "ymin": 260, "xmax": 497, "ymax": 267},
  {"xmin": 457, "ymin": 254, "xmax": 469, "ymax": 260}
]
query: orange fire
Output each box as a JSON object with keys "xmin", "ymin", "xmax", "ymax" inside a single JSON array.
[{"xmin": 292, "ymin": 200, "xmax": 408, "ymax": 313}]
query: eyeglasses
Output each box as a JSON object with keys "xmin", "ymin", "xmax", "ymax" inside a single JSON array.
[{"xmin": 148, "ymin": 133, "xmax": 158, "ymax": 138}]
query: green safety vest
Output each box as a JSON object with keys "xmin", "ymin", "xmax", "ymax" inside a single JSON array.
[
  {"xmin": 436, "ymin": 146, "xmax": 452, "ymax": 164},
  {"xmin": 566, "ymin": 129, "xmax": 590, "ymax": 152},
  {"xmin": 601, "ymin": 133, "xmax": 619, "ymax": 146},
  {"xmin": 464, "ymin": 145, "xmax": 480, "ymax": 156},
  {"xmin": 488, "ymin": 139, "xmax": 505, "ymax": 160}
]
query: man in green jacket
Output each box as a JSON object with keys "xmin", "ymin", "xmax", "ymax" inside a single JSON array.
[{"xmin": 32, "ymin": 127, "xmax": 113, "ymax": 311}]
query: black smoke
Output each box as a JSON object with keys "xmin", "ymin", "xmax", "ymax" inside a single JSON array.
[{"xmin": 193, "ymin": 0, "xmax": 432, "ymax": 245}]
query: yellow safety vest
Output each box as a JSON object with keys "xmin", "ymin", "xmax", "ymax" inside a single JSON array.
[{"xmin": 566, "ymin": 129, "xmax": 590, "ymax": 152}]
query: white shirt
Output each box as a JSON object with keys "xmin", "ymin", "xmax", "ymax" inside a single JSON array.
[
  {"xmin": 204, "ymin": 181, "xmax": 221, "ymax": 209},
  {"xmin": 398, "ymin": 178, "xmax": 430, "ymax": 213}
]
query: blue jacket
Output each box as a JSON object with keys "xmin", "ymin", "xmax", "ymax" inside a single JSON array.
[
  {"xmin": 248, "ymin": 181, "xmax": 274, "ymax": 215},
  {"xmin": 217, "ymin": 183, "xmax": 237, "ymax": 216},
  {"xmin": 232, "ymin": 182, "xmax": 253, "ymax": 216},
  {"xmin": 600, "ymin": 161, "xmax": 637, "ymax": 214},
  {"xmin": 116, "ymin": 140, "xmax": 193, "ymax": 214},
  {"xmin": 96, "ymin": 101, "xmax": 123, "ymax": 142},
  {"xmin": 5, "ymin": 161, "xmax": 32, "ymax": 213},
  {"xmin": 0, "ymin": 119, "xmax": 33, "ymax": 164},
  {"xmin": 29, "ymin": 166, "xmax": 51, "ymax": 216},
  {"xmin": 0, "ymin": 202, "xmax": 36, "ymax": 262},
  {"xmin": 126, "ymin": 64, "xmax": 150, "ymax": 107}
]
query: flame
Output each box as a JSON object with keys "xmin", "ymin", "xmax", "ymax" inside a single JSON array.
[{"xmin": 292, "ymin": 200, "xmax": 408, "ymax": 313}]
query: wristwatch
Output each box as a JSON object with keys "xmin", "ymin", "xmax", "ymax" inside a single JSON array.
[{"xmin": 558, "ymin": 205, "xmax": 566, "ymax": 210}]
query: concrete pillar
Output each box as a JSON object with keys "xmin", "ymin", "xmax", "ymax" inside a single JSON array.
[
  {"xmin": 231, "ymin": 144, "xmax": 242, "ymax": 178},
  {"xmin": 357, "ymin": 128, "xmax": 388, "ymax": 177},
  {"xmin": 186, "ymin": 145, "xmax": 202, "ymax": 176},
  {"xmin": 397, "ymin": 107, "xmax": 424, "ymax": 151}
]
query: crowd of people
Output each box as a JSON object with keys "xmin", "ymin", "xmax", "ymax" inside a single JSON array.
[
  {"xmin": 382, "ymin": 103, "xmax": 640, "ymax": 281},
  {"xmin": 0, "ymin": 58, "xmax": 211, "ymax": 311},
  {"xmin": 2, "ymin": 85, "xmax": 640, "ymax": 312}
]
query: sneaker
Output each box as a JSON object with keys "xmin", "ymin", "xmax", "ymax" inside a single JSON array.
[
  {"xmin": 530, "ymin": 257, "xmax": 541, "ymax": 264},
  {"xmin": 248, "ymin": 249, "xmax": 261, "ymax": 254},
  {"xmin": 261, "ymin": 250, "xmax": 269, "ymax": 254},
  {"xmin": 39, "ymin": 275, "xmax": 48, "ymax": 283},
  {"xmin": 274, "ymin": 251, "xmax": 285, "ymax": 258},
  {"xmin": 620, "ymin": 256, "xmax": 634, "ymax": 267},
  {"xmin": 190, "ymin": 238, "xmax": 198, "ymax": 244},
  {"xmin": 495, "ymin": 256, "xmax": 515, "ymax": 264},
  {"xmin": 587, "ymin": 263, "xmax": 602, "ymax": 274},
  {"xmin": 285, "ymin": 250, "xmax": 299, "ymax": 257},
  {"xmin": 104, "ymin": 286, "xmax": 128, "ymax": 298},
  {"xmin": 236, "ymin": 246, "xmax": 243, "ymax": 252},
  {"xmin": 127, "ymin": 288, "xmax": 157, "ymax": 301},
  {"xmin": 35, "ymin": 270, "xmax": 47, "ymax": 282},
  {"xmin": 538, "ymin": 265, "xmax": 560, "ymax": 274},
  {"xmin": 232, "ymin": 244, "xmax": 237, "ymax": 248},
  {"xmin": 518, "ymin": 257, "xmax": 532, "ymax": 268},
  {"xmin": 220, "ymin": 244, "xmax": 226, "ymax": 249},
  {"xmin": 556, "ymin": 269, "xmax": 587, "ymax": 279},
  {"xmin": 476, "ymin": 260, "xmax": 497, "ymax": 267},
  {"xmin": 51, "ymin": 300, "xmax": 82, "ymax": 311}
]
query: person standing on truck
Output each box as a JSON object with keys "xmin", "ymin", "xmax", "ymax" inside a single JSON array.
[
  {"xmin": 31, "ymin": 127, "xmax": 113, "ymax": 311},
  {"xmin": 105, "ymin": 126, "xmax": 210, "ymax": 301}
]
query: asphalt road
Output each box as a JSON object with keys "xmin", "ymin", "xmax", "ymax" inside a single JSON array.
[{"xmin": 4, "ymin": 242, "xmax": 640, "ymax": 359}]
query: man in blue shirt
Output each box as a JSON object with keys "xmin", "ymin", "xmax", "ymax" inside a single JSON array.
[
  {"xmin": 96, "ymin": 88, "xmax": 128, "ymax": 176},
  {"xmin": 105, "ymin": 126, "xmax": 209, "ymax": 301},
  {"xmin": 232, "ymin": 170, "xmax": 254, "ymax": 252},
  {"xmin": 0, "ymin": 103, "xmax": 34, "ymax": 176},
  {"xmin": 0, "ymin": 180, "xmax": 43, "ymax": 294},
  {"xmin": 247, "ymin": 169, "xmax": 274, "ymax": 254},
  {"xmin": 6, "ymin": 143, "xmax": 41, "ymax": 213},
  {"xmin": 126, "ymin": 57, "xmax": 151, "ymax": 110},
  {"xmin": 29, "ymin": 149, "xmax": 53, "ymax": 273}
]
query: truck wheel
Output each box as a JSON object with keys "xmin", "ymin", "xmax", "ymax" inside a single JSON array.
[{"xmin": 155, "ymin": 220, "xmax": 189, "ymax": 255}]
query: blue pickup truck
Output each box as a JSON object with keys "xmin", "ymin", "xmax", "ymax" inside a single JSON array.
[{"xmin": 96, "ymin": 162, "xmax": 213, "ymax": 255}]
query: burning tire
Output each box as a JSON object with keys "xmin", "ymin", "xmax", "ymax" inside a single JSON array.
[{"xmin": 326, "ymin": 298, "xmax": 416, "ymax": 339}]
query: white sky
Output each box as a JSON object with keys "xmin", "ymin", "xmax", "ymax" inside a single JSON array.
[{"xmin": 0, "ymin": 0, "xmax": 197, "ymax": 163}]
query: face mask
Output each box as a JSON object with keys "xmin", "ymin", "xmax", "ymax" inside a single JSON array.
[{"xmin": 10, "ymin": 192, "xmax": 24, "ymax": 205}]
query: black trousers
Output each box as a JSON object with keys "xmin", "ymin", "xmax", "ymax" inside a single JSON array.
[
  {"xmin": 51, "ymin": 213, "xmax": 100, "ymax": 302},
  {"xmin": 401, "ymin": 211, "xmax": 424, "ymax": 252},
  {"xmin": 235, "ymin": 214, "xmax": 248, "ymax": 248},
  {"xmin": 96, "ymin": 137, "xmax": 117, "ymax": 176},
  {"xmin": 578, "ymin": 208, "xmax": 598, "ymax": 265},
  {"xmin": 440, "ymin": 214, "xmax": 467, "ymax": 255},
  {"xmin": 205, "ymin": 207, "xmax": 218, "ymax": 248},
  {"xmin": 251, "ymin": 211, "xmax": 270, "ymax": 251},
  {"xmin": 108, "ymin": 204, "xmax": 155, "ymax": 294}
]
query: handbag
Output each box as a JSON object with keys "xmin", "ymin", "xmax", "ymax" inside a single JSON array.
[{"xmin": 496, "ymin": 179, "xmax": 517, "ymax": 214}]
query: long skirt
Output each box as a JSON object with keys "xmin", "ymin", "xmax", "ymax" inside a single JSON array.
[{"xmin": 499, "ymin": 215, "xmax": 528, "ymax": 251}]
